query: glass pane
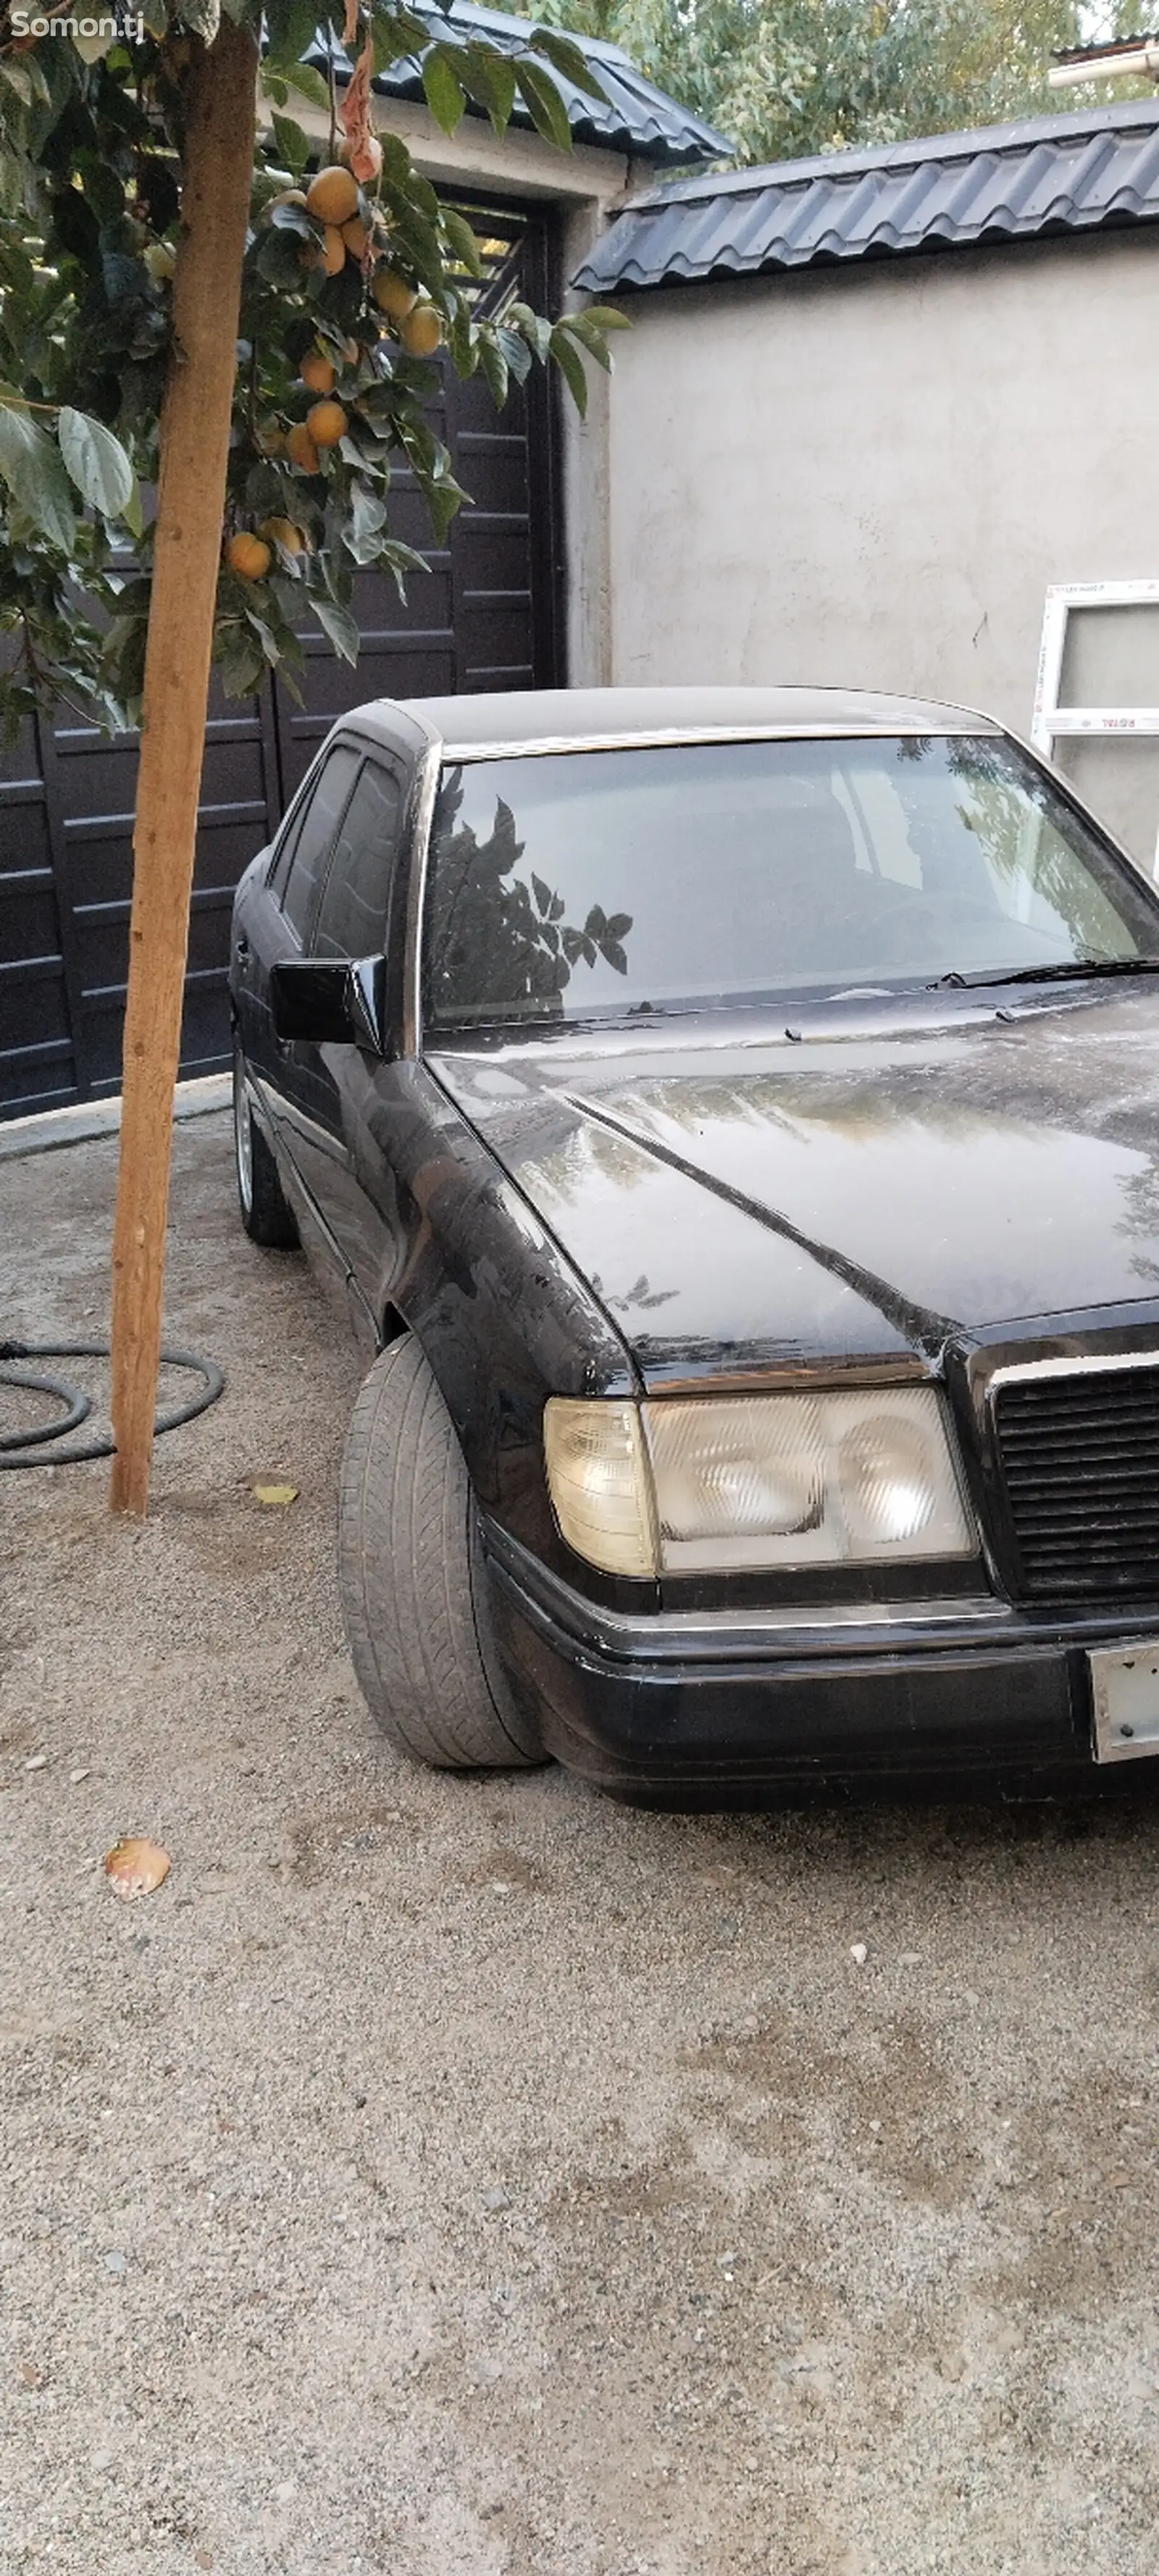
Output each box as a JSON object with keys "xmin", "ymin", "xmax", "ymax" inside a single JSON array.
[
  {"xmin": 1058, "ymin": 603, "xmax": 1159, "ymax": 710},
  {"xmin": 1055, "ymin": 736, "xmax": 1159, "ymax": 878},
  {"xmin": 281, "ymin": 746, "xmax": 360, "ymax": 941},
  {"xmin": 312, "ymin": 762, "xmax": 403, "ymax": 961},
  {"xmin": 422, "ymin": 735, "xmax": 1159, "ymax": 1028}
]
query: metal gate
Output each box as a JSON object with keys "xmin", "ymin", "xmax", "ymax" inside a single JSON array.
[{"xmin": 0, "ymin": 198, "xmax": 563, "ymax": 1121}]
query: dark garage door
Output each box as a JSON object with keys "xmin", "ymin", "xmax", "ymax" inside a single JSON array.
[{"xmin": 0, "ymin": 199, "xmax": 563, "ymax": 1122}]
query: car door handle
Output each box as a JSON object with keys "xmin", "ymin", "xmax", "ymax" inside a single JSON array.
[{"xmin": 235, "ymin": 934, "xmax": 250, "ymax": 959}]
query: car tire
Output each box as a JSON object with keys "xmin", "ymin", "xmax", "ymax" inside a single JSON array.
[
  {"xmin": 339, "ymin": 1334, "xmax": 545, "ymax": 1771},
  {"xmin": 233, "ymin": 1047, "xmax": 298, "ymax": 1248}
]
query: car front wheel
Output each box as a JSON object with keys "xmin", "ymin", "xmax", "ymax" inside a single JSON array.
[
  {"xmin": 338, "ymin": 1334, "xmax": 545, "ymax": 1770},
  {"xmin": 233, "ymin": 1046, "xmax": 298, "ymax": 1247}
]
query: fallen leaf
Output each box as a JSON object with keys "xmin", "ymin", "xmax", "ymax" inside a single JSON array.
[
  {"xmin": 69, "ymin": 1767, "xmax": 91, "ymax": 1786},
  {"xmin": 194, "ymin": 2551, "xmax": 215, "ymax": 2572},
  {"xmin": 252, "ymin": 1482, "xmax": 298, "ymax": 1507},
  {"xmin": 20, "ymin": 2362, "xmax": 43, "ymax": 2388},
  {"xmin": 25, "ymin": 1753, "xmax": 49, "ymax": 1773},
  {"xmin": 104, "ymin": 1837, "xmax": 170, "ymax": 1901}
]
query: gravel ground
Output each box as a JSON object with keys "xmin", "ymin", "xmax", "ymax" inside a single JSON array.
[{"xmin": 3, "ymin": 1113, "xmax": 1159, "ymax": 2576}]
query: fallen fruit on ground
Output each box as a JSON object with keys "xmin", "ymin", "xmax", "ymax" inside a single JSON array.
[
  {"xmin": 225, "ymin": 532, "xmax": 272, "ymax": 581},
  {"xmin": 321, "ymin": 224, "xmax": 346, "ymax": 277},
  {"xmin": 253, "ymin": 1481, "xmax": 299, "ymax": 1506},
  {"xmin": 305, "ymin": 164, "xmax": 359, "ymax": 225},
  {"xmin": 104, "ymin": 1838, "xmax": 171, "ymax": 1900},
  {"xmin": 306, "ymin": 399, "xmax": 348, "ymax": 449},
  {"xmin": 373, "ymin": 267, "xmax": 417, "ymax": 320},
  {"xmin": 286, "ymin": 422, "xmax": 321, "ymax": 472},
  {"xmin": 300, "ymin": 350, "xmax": 337, "ymax": 395},
  {"xmin": 400, "ymin": 302, "xmax": 443, "ymax": 357}
]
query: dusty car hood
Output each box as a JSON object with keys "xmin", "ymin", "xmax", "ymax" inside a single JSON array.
[{"xmin": 429, "ymin": 984, "xmax": 1159, "ymax": 1381}]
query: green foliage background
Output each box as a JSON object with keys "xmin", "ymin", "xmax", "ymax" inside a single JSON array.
[
  {"xmin": 0, "ymin": 0, "xmax": 624, "ymax": 740},
  {"xmin": 533, "ymin": 0, "xmax": 1145, "ymax": 164}
]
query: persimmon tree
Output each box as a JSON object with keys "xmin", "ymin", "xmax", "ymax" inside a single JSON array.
[{"xmin": 0, "ymin": 0, "xmax": 624, "ymax": 1511}]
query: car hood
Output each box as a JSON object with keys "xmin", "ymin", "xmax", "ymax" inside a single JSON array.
[{"xmin": 429, "ymin": 984, "xmax": 1159, "ymax": 1383}]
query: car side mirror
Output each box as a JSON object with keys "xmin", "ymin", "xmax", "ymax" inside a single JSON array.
[{"xmin": 270, "ymin": 955, "xmax": 390, "ymax": 1056}]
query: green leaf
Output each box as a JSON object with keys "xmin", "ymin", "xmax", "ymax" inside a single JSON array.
[
  {"xmin": 477, "ymin": 334, "xmax": 509, "ymax": 409},
  {"xmin": 549, "ymin": 325, "xmax": 588, "ymax": 417},
  {"xmin": 558, "ymin": 312, "xmax": 611, "ymax": 372},
  {"xmin": 57, "ymin": 409, "xmax": 135, "ymax": 521},
  {"xmin": 440, "ymin": 206, "xmax": 483, "ymax": 279},
  {"xmin": 121, "ymin": 479, "xmax": 145, "ymax": 543},
  {"xmin": 422, "ymin": 47, "xmax": 468, "ymax": 136},
  {"xmin": 495, "ymin": 325, "xmax": 532, "ymax": 385},
  {"xmin": 270, "ymin": 112, "xmax": 311, "ymax": 175},
  {"xmin": 510, "ymin": 302, "xmax": 551, "ymax": 364},
  {"xmin": 579, "ymin": 305, "xmax": 632, "ymax": 331},
  {"xmin": 372, "ymin": 6, "xmax": 431, "ymax": 65},
  {"xmin": 244, "ymin": 606, "xmax": 281, "ymax": 664},
  {"xmin": 264, "ymin": 0, "xmax": 320, "ymax": 68},
  {"xmin": 344, "ymin": 480, "xmax": 388, "ymax": 565},
  {"xmin": 0, "ymin": 400, "xmax": 77, "ymax": 553},
  {"xmin": 215, "ymin": 627, "xmax": 267, "ymax": 700},
  {"xmin": 310, "ymin": 593, "xmax": 360, "ymax": 664},
  {"xmin": 514, "ymin": 58, "xmax": 574, "ymax": 153},
  {"xmin": 255, "ymin": 229, "xmax": 308, "ymax": 289},
  {"xmin": 178, "ymin": 0, "xmax": 222, "ymax": 38},
  {"xmin": 269, "ymin": 201, "xmax": 314, "ymax": 238},
  {"xmin": 459, "ymin": 41, "xmax": 517, "ymax": 133},
  {"xmin": 527, "ymin": 26, "xmax": 608, "ymax": 104},
  {"xmin": 278, "ymin": 63, "xmax": 332, "ymax": 114}
]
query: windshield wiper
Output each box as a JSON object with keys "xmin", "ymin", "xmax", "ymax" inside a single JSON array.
[{"xmin": 929, "ymin": 957, "xmax": 1159, "ymax": 991}]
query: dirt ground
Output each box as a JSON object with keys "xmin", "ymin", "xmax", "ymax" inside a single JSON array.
[{"xmin": 3, "ymin": 1113, "xmax": 1159, "ymax": 2576}]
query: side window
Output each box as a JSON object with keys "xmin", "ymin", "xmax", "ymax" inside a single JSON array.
[
  {"xmin": 280, "ymin": 745, "xmax": 361, "ymax": 942},
  {"xmin": 311, "ymin": 759, "xmax": 405, "ymax": 961}
]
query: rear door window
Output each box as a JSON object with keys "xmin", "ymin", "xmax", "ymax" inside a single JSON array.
[
  {"xmin": 279, "ymin": 745, "xmax": 361, "ymax": 944},
  {"xmin": 311, "ymin": 759, "xmax": 405, "ymax": 961}
]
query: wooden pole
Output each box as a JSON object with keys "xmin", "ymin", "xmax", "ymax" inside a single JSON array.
[{"xmin": 109, "ymin": 18, "xmax": 257, "ymax": 1514}]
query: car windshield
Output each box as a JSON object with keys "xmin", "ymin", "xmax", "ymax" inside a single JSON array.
[{"xmin": 422, "ymin": 733, "xmax": 1159, "ymax": 1028}]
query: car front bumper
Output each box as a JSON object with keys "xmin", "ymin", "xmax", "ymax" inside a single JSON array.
[{"xmin": 482, "ymin": 1523, "xmax": 1159, "ymax": 1806}]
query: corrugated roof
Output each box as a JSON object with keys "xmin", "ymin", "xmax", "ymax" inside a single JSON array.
[
  {"xmin": 1054, "ymin": 30, "xmax": 1159, "ymax": 62},
  {"xmin": 573, "ymin": 96, "xmax": 1159, "ymax": 288},
  {"xmin": 307, "ymin": 4, "xmax": 732, "ymax": 169}
]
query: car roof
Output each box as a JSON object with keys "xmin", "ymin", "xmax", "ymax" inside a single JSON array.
[{"xmin": 343, "ymin": 685, "xmax": 1001, "ymax": 758}]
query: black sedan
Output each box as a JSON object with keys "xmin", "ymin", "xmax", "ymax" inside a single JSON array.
[{"xmin": 230, "ymin": 685, "xmax": 1159, "ymax": 1805}]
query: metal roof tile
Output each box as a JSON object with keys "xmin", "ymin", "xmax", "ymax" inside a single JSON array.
[
  {"xmin": 306, "ymin": 4, "xmax": 732, "ymax": 169},
  {"xmin": 574, "ymin": 96, "xmax": 1159, "ymax": 288}
]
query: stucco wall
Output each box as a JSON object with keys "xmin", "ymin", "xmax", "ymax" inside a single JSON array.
[{"xmin": 595, "ymin": 227, "xmax": 1159, "ymax": 850}]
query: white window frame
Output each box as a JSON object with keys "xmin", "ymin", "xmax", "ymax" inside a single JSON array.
[{"xmin": 1032, "ymin": 579, "xmax": 1159, "ymax": 879}]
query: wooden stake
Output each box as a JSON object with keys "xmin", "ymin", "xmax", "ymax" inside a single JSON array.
[{"xmin": 109, "ymin": 18, "xmax": 257, "ymax": 1514}]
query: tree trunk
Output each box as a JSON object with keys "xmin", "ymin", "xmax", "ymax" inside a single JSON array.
[{"xmin": 109, "ymin": 18, "xmax": 257, "ymax": 1514}]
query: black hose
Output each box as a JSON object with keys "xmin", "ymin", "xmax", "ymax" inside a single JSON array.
[{"xmin": 0, "ymin": 1342, "xmax": 225, "ymax": 1468}]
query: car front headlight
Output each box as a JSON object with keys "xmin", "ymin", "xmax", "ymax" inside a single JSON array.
[{"xmin": 543, "ymin": 1386, "xmax": 975, "ymax": 1577}]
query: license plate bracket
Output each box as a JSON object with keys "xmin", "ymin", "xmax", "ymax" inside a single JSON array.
[{"xmin": 1089, "ymin": 1639, "xmax": 1159, "ymax": 1763}]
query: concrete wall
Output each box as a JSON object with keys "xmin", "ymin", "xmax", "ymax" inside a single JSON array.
[{"xmin": 593, "ymin": 227, "xmax": 1159, "ymax": 857}]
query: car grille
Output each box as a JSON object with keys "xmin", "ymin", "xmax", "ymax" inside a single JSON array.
[{"xmin": 993, "ymin": 1360, "xmax": 1159, "ymax": 1602}]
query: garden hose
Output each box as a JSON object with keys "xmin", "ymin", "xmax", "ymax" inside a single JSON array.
[{"xmin": 0, "ymin": 1342, "xmax": 225, "ymax": 1468}]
